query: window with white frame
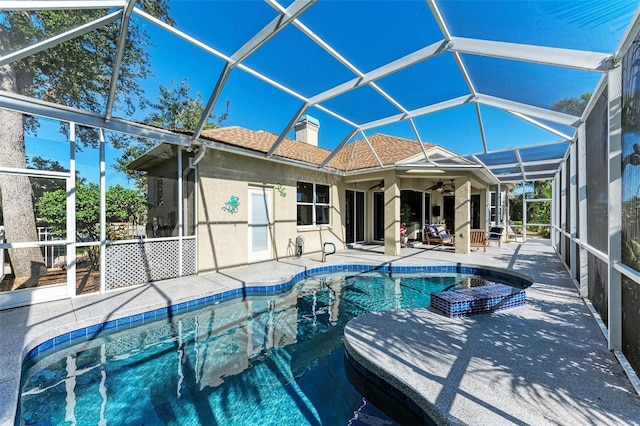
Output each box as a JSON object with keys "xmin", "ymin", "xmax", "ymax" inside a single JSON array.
[
  {"xmin": 490, "ymin": 191, "xmax": 502, "ymax": 224},
  {"xmin": 297, "ymin": 182, "xmax": 330, "ymax": 226}
]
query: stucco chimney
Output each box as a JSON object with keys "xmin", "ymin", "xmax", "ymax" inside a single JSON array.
[{"xmin": 294, "ymin": 115, "xmax": 320, "ymax": 146}]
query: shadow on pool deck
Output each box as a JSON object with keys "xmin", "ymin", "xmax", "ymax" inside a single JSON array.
[{"xmin": 1, "ymin": 240, "xmax": 639, "ymax": 424}]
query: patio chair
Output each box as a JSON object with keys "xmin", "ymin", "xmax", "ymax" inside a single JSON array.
[
  {"xmin": 487, "ymin": 226, "xmax": 504, "ymax": 247},
  {"xmin": 470, "ymin": 229, "xmax": 487, "ymax": 252},
  {"xmin": 424, "ymin": 224, "xmax": 454, "ymax": 246}
]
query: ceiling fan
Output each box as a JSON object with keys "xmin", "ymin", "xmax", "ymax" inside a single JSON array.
[
  {"xmin": 441, "ymin": 179, "xmax": 455, "ymax": 194},
  {"xmin": 369, "ymin": 180, "xmax": 384, "ymax": 190},
  {"xmin": 426, "ymin": 180, "xmax": 443, "ymax": 191}
]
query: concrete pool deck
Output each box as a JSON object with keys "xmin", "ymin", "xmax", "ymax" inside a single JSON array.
[{"xmin": 1, "ymin": 240, "xmax": 640, "ymax": 424}]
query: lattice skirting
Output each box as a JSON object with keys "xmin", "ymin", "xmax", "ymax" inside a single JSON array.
[
  {"xmin": 105, "ymin": 239, "xmax": 196, "ymax": 290},
  {"xmin": 182, "ymin": 238, "xmax": 196, "ymax": 276}
]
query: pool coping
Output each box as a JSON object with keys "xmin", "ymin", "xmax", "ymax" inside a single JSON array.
[
  {"xmin": 2, "ymin": 259, "xmax": 532, "ymax": 425},
  {"xmin": 343, "ymin": 337, "xmax": 447, "ymax": 425},
  {"xmin": 341, "ymin": 282, "xmax": 640, "ymax": 425}
]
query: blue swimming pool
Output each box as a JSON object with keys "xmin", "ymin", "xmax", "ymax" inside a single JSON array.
[{"xmin": 19, "ymin": 270, "xmax": 528, "ymax": 425}]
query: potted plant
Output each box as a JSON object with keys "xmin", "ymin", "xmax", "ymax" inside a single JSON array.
[
  {"xmin": 401, "ymin": 203, "xmax": 413, "ymax": 224},
  {"xmin": 400, "ymin": 203, "xmax": 413, "ymax": 244},
  {"xmin": 400, "ymin": 222, "xmax": 408, "ymax": 247}
]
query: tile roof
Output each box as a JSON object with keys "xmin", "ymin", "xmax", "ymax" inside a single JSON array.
[
  {"xmin": 199, "ymin": 126, "xmax": 436, "ymax": 172},
  {"xmin": 200, "ymin": 126, "xmax": 339, "ymax": 168},
  {"xmin": 337, "ymin": 134, "xmax": 436, "ymax": 170}
]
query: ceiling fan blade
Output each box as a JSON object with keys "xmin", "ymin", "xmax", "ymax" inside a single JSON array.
[
  {"xmin": 369, "ymin": 180, "xmax": 384, "ymax": 190},
  {"xmin": 426, "ymin": 181, "xmax": 443, "ymax": 191}
]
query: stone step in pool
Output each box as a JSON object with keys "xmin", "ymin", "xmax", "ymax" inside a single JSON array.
[{"xmin": 430, "ymin": 283, "xmax": 526, "ymax": 318}]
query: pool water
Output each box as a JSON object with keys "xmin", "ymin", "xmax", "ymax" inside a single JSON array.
[{"xmin": 19, "ymin": 272, "xmax": 513, "ymax": 425}]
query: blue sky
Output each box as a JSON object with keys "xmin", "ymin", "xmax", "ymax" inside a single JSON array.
[
  {"xmin": 131, "ymin": 0, "xmax": 636, "ymax": 155},
  {"xmin": 24, "ymin": 0, "xmax": 640, "ymax": 189}
]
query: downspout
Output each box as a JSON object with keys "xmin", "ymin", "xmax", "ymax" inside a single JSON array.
[
  {"xmin": 182, "ymin": 144, "xmax": 206, "ymax": 183},
  {"xmin": 192, "ymin": 144, "xmax": 208, "ymax": 166}
]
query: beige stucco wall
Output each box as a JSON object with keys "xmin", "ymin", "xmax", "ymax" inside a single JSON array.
[
  {"xmin": 194, "ymin": 147, "xmax": 495, "ymax": 271},
  {"xmin": 477, "ymin": 189, "xmax": 487, "ymax": 231},
  {"xmin": 197, "ymin": 149, "xmax": 344, "ymax": 274}
]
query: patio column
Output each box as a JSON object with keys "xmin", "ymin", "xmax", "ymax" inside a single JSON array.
[
  {"xmin": 454, "ymin": 177, "xmax": 471, "ymax": 254},
  {"xmin": 383, "ymin": 170, "xmax": 401, "ymax": 256},
  {"xmin": 479, "ymin": 188, "xmax": 487, "ymax": 229},
  {"xmin": 485, "ymin": 187, "xmax": 491, "ymax": 230}
]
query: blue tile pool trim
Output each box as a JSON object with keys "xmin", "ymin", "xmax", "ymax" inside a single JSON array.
[{"xmin": 23, "ymin": 263, "xmax": 533, "ymax": 362}]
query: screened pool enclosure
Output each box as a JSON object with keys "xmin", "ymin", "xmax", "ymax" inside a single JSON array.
[{"xmin": 1, "ymin": 0, "xmax": 640, "ymax": 389}]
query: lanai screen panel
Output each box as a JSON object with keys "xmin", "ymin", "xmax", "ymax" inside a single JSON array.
[
  {"xmin": 519, "ymin": 143, "xmax": 568, "ymax": 162},
  {"xmin": 589, "ymin": 253, "xmax": 609, "ymax": 328},
  {"xmin": 1, "ymin": 0, "xmax": 637, "ymax": 173},
  {"xmin": 621, "ymin": 30, "xmax": 640, "ymax": 377},
  {"xmin": 585, "ymin": 89, "xmax": 609, "ymax": 254},
  {"xmin": 564, "ymin": 159, "xmax": 571, "ymax": 267},
  {"xmin": 584, "ymin": 85, "xmax": 609, "ymax": 326},
  {"xmin": 622, "ymin": 32, "xmax": 640, "ymax": 274}
]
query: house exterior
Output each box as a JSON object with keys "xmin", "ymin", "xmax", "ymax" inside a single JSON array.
[{"xmin": 130, "ymin": 117, "xmax": 501, "ymax": 273}]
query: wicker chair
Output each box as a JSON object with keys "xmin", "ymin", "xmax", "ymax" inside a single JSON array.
[{"xmin": 424, "ymin": 224, "xmax": 454, "ymax": 245}]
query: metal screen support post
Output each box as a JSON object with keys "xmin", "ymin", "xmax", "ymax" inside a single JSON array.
[
  {"xmin": 178, "ymin": 149, "xmax": 183, "ymax": 277},
  {"xmin": 569, "ymin": 141, "xmax": 578, "ymax": 280},
  {"xmin": 607, "ymin": 65, "xmax": 623, "ymax": 351},
  {"xmin": 522, "ymin": 181, "xmax": 526, "ymax": 243},
  {"xmin": 496, "ymin": 182, "xmax": 501, "ymax": 226},
  {"xmin": 560, "ymin": 160, "xmax": 567, "ymax": 261},
  {"xmin": 577, "ymin": 124, "xmax": 589, "ymax": 298},
  {"xmin": 99, "ymin": 129, "xmax": 106, "ymax": 294},
  {"xmin": 67, "ymin": 123, "xmax": 77, "ymax": 297}
]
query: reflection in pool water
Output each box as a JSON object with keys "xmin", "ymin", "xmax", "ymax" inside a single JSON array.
[{"xmin": 19, "ymin": 272, "xmax": 514, "ymax": 425}]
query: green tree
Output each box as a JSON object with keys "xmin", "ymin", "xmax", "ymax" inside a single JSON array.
[
  {"xmin": 37, "ymin": 182, "xmax": 147, "ymax": 267},
  {"xmin": 38, "ymin": 182, "xmax": 147, "ymax": 240},
  {"xmin": 0, "ymin": 4, "xmax": 172, "ymax": 279},
  {"xmin": 508, "ymin": 181, "xmax": 552, "ymax": 238},
  {"xmin": 0, "ymin": 156, "xmax": 67, "ymax": 224},
  {"xmin": 551, "ymin": 92, "xmax": 591, "ymax": 116},
  {"xmin": 509, "ymin": 192, "xmax": 523, "ymax": 222},
  {"xmin": 114, "ymin": 79, "xmax": 229, "ymax": 191},
  {"xmin": 29, "ymin": 157, "xmax": 68, "ymax": 201},
  {"xmin": 147, "ymin": 79, "xmax": 228, "ymax": 131},
  {"xmin": 528, "ymin": 181, "xmax": 552, "ymax": 238},
  {"xmin": 37, "ymin": 181, "xmax": 98, "ymax": 241},
  {"xmin": 106, "ymin": 184, "xmax": 147, "ymax": 227}
]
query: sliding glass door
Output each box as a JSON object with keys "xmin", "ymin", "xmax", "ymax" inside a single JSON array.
[{"xmin": 345, "ymin": 190, "xmax": 365, "ymax": 244}]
